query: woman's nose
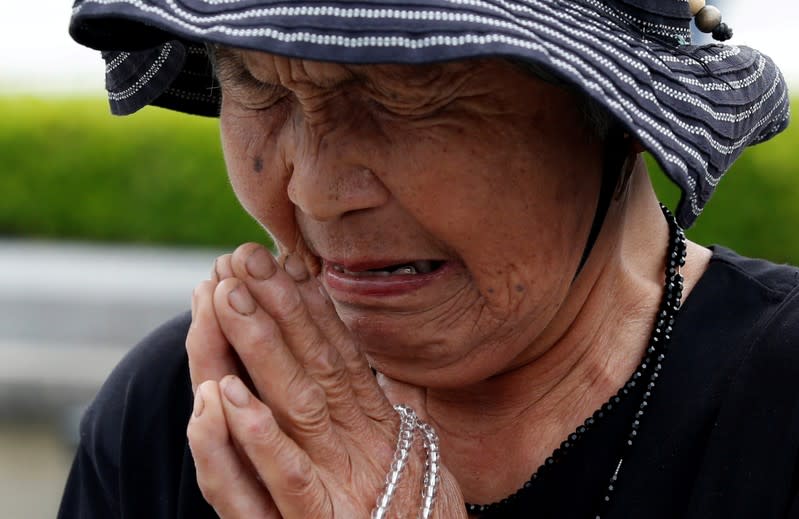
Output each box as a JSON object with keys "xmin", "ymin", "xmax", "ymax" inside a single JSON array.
[
  {"xmin": 287, "ymin": 163, "xmax": 391, "ymax": 221},
  {"xmin": 287, "ymin": 124, "xmax": 391, "ymax": 221}
]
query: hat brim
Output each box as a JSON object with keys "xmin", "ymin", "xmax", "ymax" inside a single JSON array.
[{"xmin": 70, "ymin": 0, "xmax": 791, "ymax": 228}]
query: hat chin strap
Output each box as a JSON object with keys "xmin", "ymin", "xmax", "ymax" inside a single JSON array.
[{"xmin": 574, "ymin": 131, "xmax": 631, "ymax": 280}]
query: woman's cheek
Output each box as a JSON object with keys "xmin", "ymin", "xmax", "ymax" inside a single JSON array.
[{"xmin": 221, "ymin": 108, "xmax": 298, "ymax": 251}]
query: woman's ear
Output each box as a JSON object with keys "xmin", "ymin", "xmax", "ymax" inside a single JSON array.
[
  {"xmin": 614, "ymin": 155, "xmax": 635, "ymax": 200},
  {"xmin": 610, "ymin": 132, "xmax": 642, "ymax": 200}
]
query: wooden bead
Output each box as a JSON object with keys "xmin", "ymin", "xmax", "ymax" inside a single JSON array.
[
  {"xmin": 688, "ymin": 0, "xmax": 706, "ymax": 16},
  {"xmin": 695, "ymin": 5, "xmax": 722, "ymax": 33}
]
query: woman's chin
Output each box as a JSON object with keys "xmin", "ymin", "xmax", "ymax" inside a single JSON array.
[{"xmin": 363, "ymin": 342, "xmax": 495, "ymax": 390}]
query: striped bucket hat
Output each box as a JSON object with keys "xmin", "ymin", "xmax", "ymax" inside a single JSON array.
[{"xmin": 69, "ymin": 0, "xmax": 791, "ymax": 228}]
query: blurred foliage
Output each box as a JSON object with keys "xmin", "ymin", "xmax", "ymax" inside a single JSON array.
[
  {"xmin": 647, "ymin": 106, "xmax": 798, "ymax": 264},
  {"xmin": 0, "ymin": 96, "xmax": 267, "ymax": 249},
  {"xmin": 0, "ymin": 96, "xmax": 797, "ymax": 262}
]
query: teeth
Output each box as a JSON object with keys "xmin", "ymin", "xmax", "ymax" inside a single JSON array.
[
  {"xmin": 332, "ymin": 264, "xmax": 392, "ymax": 276},
  {"xmin": 331, "ymin": 260, "xmax": 440, "ymax": 277}
]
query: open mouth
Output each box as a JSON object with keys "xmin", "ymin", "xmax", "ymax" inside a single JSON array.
[
  {"xmin": 323, "ymin": 258, "xmax": 453, "ymax": 298},
  {"xmin": 330, "ymin": 260, "xmax": 446, "ymax": 277}
]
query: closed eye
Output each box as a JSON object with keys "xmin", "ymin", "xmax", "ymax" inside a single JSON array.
[
  {"xmin": 362, "ymin": 83, "xmax": 453, "ymax": 119},
  {"xmin": 359, "ymin": 68, "xmax": 460, "ymax": 119},
  {"xmin": 213, "ymin": 47, "xmax": 289, "ymax": 110}
]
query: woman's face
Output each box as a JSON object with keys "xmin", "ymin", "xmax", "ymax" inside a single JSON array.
[{"xmin": 217, "ymin": 49, "xmax": 604, "ymax": 386}]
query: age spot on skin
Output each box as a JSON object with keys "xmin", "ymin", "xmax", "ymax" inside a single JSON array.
[
  {"xmin": 515, "ymin": 284, "xmax": 525, "ymax": 293},
  {"xmin": 253, "ymin": 156, "xmax": 264, "ymax": 174}
]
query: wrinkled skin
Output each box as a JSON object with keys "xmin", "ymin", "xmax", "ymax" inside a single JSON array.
[
  {"xmin": 185, "ymin": 48, "xmax": 711, "ymax": 517},
  {"xmin": 218, "ymin": 51, "xmax": 603, "ymax": 385}
]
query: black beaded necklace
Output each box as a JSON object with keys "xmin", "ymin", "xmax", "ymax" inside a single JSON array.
[{"xmin": 465, "ymin": 204, "xmax": 687, "ymax": 517}]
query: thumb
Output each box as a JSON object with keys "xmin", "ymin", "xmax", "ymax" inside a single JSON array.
[{"xmin": 375, "ymin": 372, "xmax": 430, "ymax": 419}]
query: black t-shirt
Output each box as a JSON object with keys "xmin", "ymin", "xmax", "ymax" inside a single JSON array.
[{"xmin": 57, "ymin": 247, "xmax": 799, "ymax": 518}]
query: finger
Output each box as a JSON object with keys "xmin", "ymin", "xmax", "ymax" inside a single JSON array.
[
  {"xmin": 228, "ymin": 244, "xmax": 371, "ymax": 426},
  {"xmin": 293, "ymin": 265, "xmax": 394, "ymax": 423},
  {"xmin": 212, "ymin": 253, "xmax": 234, "ymax": 282},
  {"xmin": 219, "ymin": 375, "xmax": 333, "ymax": 519},
  {"xmin": 187, "ymin": 381, "xmax": 280, "ymax": 519},
  {"xmin": 187, "ymin": 280, "xmax": 239, "ymax": 393},
  {"xmin": 213, "ymin": 277, "xmax": 347, "ymax": 462}
]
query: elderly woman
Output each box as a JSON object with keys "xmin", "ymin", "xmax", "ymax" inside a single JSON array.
[{"xmin": 60, "ymin": 0, "xmax": 797, "ymax": 518}]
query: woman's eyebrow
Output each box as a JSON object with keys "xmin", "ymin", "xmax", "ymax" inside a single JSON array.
[
  {"xmin": 210, "ymin": 45, "xmax": 241, "ymax": 66},
  {"xmin": 209, "ymin": 47, "xmax": 242, "ymax": 82},
  {"xmin": 355, "ymin": 62, "xmax": 444, "ymax": 85}
]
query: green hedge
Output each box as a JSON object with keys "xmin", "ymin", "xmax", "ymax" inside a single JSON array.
[
  {"xmin": 0, "ymin": 97, "xmax": 267, "ymax": 249},
  {"xmin": 1, "ymin": 96, "xmax": 797, "ymax": 262}
]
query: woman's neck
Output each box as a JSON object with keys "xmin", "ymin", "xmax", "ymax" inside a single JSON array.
[{"xmin": 423, "ymin": 252, "xmax": 659, "ymax": 503}]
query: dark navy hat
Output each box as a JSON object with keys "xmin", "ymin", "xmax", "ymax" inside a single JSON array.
[{"xmin": 69, "ymin": 0, "xmax": 791, "ymax": 228}]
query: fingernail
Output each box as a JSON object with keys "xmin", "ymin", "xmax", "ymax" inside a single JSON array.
[
  {"xmin": 193, "ymin": 388, "xmax": 205, "ymax": 417},
  {"xmin": 222, "ymin": 376, "xmax": 250, "ymax": 407},
  {"xmin": 211, "ymin": 258, "xmax": 219, "ymax": 281},
  {"xmin": 284, "ymin": 254, "xmax": 309, "ymax": 282},
  {"xmin": 228, "ymin": 281, "xmax": 257, "ymax": 315},
  {"xmin": 246, "ymin": 247, "xmax": 276, "ymax": 280}
]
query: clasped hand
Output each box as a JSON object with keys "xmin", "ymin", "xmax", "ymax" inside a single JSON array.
[{"xmin": 186, "ymin": 243, "xmax": 465, "ymax": 518}]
